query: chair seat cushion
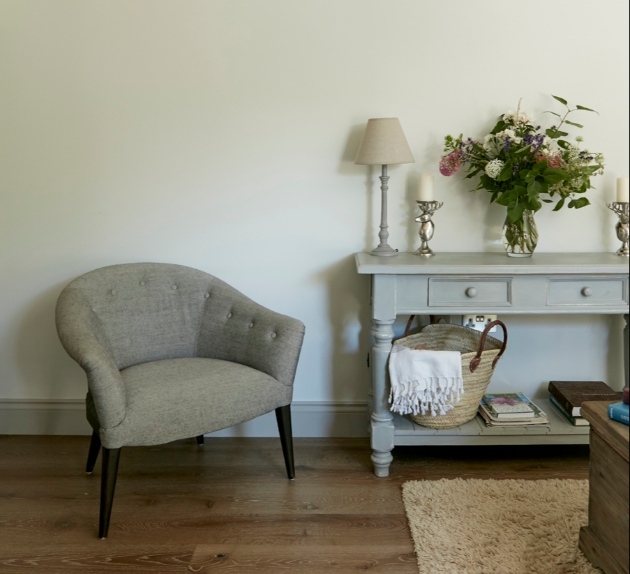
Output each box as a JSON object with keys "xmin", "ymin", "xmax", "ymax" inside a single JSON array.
[{"xmin": 90, "ymin": 358, "xmax": 292, "ymax": 448}]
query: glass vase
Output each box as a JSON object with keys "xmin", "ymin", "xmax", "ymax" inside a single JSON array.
[{"xmin": 502, "ymin": 210, "xmax": 538, "ymax": 257}]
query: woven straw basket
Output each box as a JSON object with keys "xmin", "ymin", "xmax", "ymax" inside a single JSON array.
[{"xmin": 394, "ymin": 319, "xmax": 508, "ymax": 429}]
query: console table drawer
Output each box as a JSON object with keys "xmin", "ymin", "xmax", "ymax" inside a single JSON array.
[
  {"xmin": 547, "ymin": 279, "xmax": 627, "ymax": 306},
  {"xmin": 428, "ymin": 278, "xmax": 512, "ymax": 307}
]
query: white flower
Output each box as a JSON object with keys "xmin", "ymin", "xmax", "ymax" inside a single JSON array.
[
  {"xmin": 495, "ymin": 129, "xmax": 518, "ymax": 144},
  {"xmin": 485, "ymin": 159, "xmax": 505, "ymax": 180},
  {"xmin": 503, "ymin": 110, "xmax": 535, "ymax": 125},
  {"xmin": 575, "ymin": 135, "xmax": 584, "ymax": 143},
  {"xmin": 565, "ymin": 143, "xmax": 580, "ymax": 161},
  {"xmin": 520, "ymin": 111, "xmax": 535, "ymax": 124},
  {"xmin": 596, "ymin": 153, "xmax": 605, "ymax": 163}
]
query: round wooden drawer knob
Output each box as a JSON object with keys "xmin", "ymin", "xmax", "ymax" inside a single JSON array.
[
  {"xmin": 581, "ymin": 287, "xmax": 594, "ymax": 297},
  {"xmin": 465, "ymin": 287, "xmax": 478, "ymax": 298}
]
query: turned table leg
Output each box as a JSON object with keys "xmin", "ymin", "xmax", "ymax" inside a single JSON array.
[{"xmin": 371, "ymin": 317, "xmax": 395, "ymax": 477}]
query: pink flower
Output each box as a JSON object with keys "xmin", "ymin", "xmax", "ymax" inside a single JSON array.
[
  {"xmin": 439, "ymin": 150, "xmax": 463, "ymax": 176},
  {"xmin": 534, "ymin": 151, "xmax": 563, "ymax": 169}
]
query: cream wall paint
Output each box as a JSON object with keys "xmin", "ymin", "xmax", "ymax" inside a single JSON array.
[{"xmin": 0, "ymin": 1, "xmax": 628, "ymax": 413}]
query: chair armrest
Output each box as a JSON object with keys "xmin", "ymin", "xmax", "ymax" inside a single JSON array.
[
  {"xmin": 197, "ymin": 281, "xmax": 305, "ymax": 386},
  {"xmin": 56, "ymin": 288, "xmax": 127, "ymax": 429}
]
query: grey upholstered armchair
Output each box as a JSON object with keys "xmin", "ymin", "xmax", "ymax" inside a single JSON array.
[{"xmin": 56, "ymin": 263, "xmax": 305, "ymax": 538}]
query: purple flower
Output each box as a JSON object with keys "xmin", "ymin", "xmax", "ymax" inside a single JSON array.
[{"xmin": 532, "ymin": 134, "xmax": 545, "ymax": 151}]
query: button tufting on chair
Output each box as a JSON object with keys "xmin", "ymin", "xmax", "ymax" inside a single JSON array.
[
  {"xmin": 139, "ymin": 281, "xmax": 145, "ymax": 286},
  {"xmin": 171, "ymin": 285, "xmax": 178, "ymax": 290},
  {"xmin": 204, "ymin": 293, "xmax": 210, "ymax": 299},
  {"xmin": 227, "ymin": 312, "xmax": 232, "ymax": 318}
]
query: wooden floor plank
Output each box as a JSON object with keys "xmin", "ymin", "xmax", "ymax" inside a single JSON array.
[
  {"xmin": 0, "ymin": 547, "xmax": 193, "ymax": 574},
  {"xmin": 0, "ymin": 436, "xmax": 590, "ymax": 573},
  {"xmin": 188, "ymin": 544, "xmax": 417, "ymax": 572},
  {"xmin": 0, "ymin": 513, "xmax": 412, "ymax": 547}
]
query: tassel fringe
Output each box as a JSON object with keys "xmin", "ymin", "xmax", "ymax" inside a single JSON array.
[{"xmin": 389, "ymin": 377, "xmax": 465, "ymax": 417}]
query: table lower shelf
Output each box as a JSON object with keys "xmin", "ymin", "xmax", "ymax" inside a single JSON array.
[{"xmin": 393, "ymin": 399, "xmax": 590, "ymax": 446}]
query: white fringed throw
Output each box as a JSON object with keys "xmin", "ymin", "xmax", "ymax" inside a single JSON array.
[{"xmin": 388, "ymin": 345, "xmax": 464, "ymax": 416}]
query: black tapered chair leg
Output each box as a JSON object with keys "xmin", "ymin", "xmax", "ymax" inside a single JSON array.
[
  {"xmin": 275, "ymin": 405, "xmax": 295, "ymax": 480},
  {"xmin": 99, "ymin": 447, "xmax": 121, "ymax": 539},
  {"xmin": 86, "ymin": 431, "xmax": 101, "ymax": 474},
  {"xmin": 196, "ymin": 435, "xmax": 205, "ymax": 446}
]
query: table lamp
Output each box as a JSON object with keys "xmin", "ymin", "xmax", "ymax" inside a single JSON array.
[{"xmin": 355, "ymin": 118, "xmax": 415, "ymax": 256}]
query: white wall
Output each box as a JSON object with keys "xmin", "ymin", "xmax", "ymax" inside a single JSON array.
[{"xmin": 1, "ymin": 1, "xmax": 628, "ymax": 429}]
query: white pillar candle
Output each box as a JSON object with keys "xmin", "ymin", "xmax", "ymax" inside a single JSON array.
[
  {"xmin": 418, "ymin": 173, "xmax": 434, "ymax": 202},
  {"xmin": 617, "ymin": 176, "xmax": 630, "ymax": 203}
]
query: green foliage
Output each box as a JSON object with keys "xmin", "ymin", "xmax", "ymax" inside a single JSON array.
[
  {"xmin": 546, "ymin": 128, "xmax": 568, "ymax": 139},
  {"xmin": 568, "ymin": 197, "xmax": 591, "ymax": 208},
  {"xmin": 528, "ymin": 180, "xmax": 541, "ymax": 198},
  {"xmin": 498, "ymin": 161, "xmax": 513, "ymax": 181},
  {"xmin": 490, "ymin": 120, "xmax": 507, "ymax": 135},
  {"xmin": 553, "ymin": 198, "xmax": 565, "ymax": 211},
  {"xmin": 508, "ymin": 201, "xmax": 525, "ymax": 223}
]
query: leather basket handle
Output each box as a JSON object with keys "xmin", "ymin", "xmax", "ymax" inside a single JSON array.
[
  {"xmin": 469, "ymin": 320, "xmax": 508, "ymax": 373},
  {"xmin": 403, "ymin": 315, "xmax": 416, "ymax": 338}
]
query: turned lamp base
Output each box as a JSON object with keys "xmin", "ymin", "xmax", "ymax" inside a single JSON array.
[{"xmin": 371, "ymin": 245, "xmax": 398, "ymax": 257}]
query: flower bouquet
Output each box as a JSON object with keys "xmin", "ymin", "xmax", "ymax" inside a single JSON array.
[{"xmin": 440, "ymin": 96, "xmax": 605, "ymax": 256}]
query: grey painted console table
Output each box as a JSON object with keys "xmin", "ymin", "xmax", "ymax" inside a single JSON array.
[{"xmin": 355, "ymin": 252, "xmax": 630, "ymax": 477}]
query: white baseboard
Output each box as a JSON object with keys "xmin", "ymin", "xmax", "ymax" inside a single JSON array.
[
  {"xmin": 0, "ymin": 399, "xmax": 90, "ymax": 436},
  {"xmin": 0, "ymin": 399, "xmax": 369, "ymax": 438}
]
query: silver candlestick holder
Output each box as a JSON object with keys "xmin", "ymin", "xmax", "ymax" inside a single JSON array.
[
  {"xmin": 607, "ymin": 202, "xmax": 629, "ymax": 257},
  {"xmin": 415, "ymin": 201, "xmax": 443, "ymax": 257}
]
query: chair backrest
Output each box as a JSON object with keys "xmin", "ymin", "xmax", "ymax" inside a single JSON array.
[{"xmin": 61, "ymin": 263, "xmax": 216, "ymax": 370}]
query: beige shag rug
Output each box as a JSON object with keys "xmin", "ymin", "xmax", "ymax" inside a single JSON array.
[{"xmin": 402, "ymin": 479, "xmax": 600, "ymax": 574}]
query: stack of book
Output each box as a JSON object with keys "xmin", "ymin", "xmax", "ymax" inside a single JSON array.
[
  {"xmin": 548, "ymin": 381, "xmax": 619, "ymax": 427},
  {"xmin": 478, "ymin": 392, "xmax": 549, "ymax": 427}
]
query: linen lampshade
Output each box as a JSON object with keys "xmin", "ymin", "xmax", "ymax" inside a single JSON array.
[{"xmin": 355, "ymin": 118, "xmax": 415, "ymax": 166}]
